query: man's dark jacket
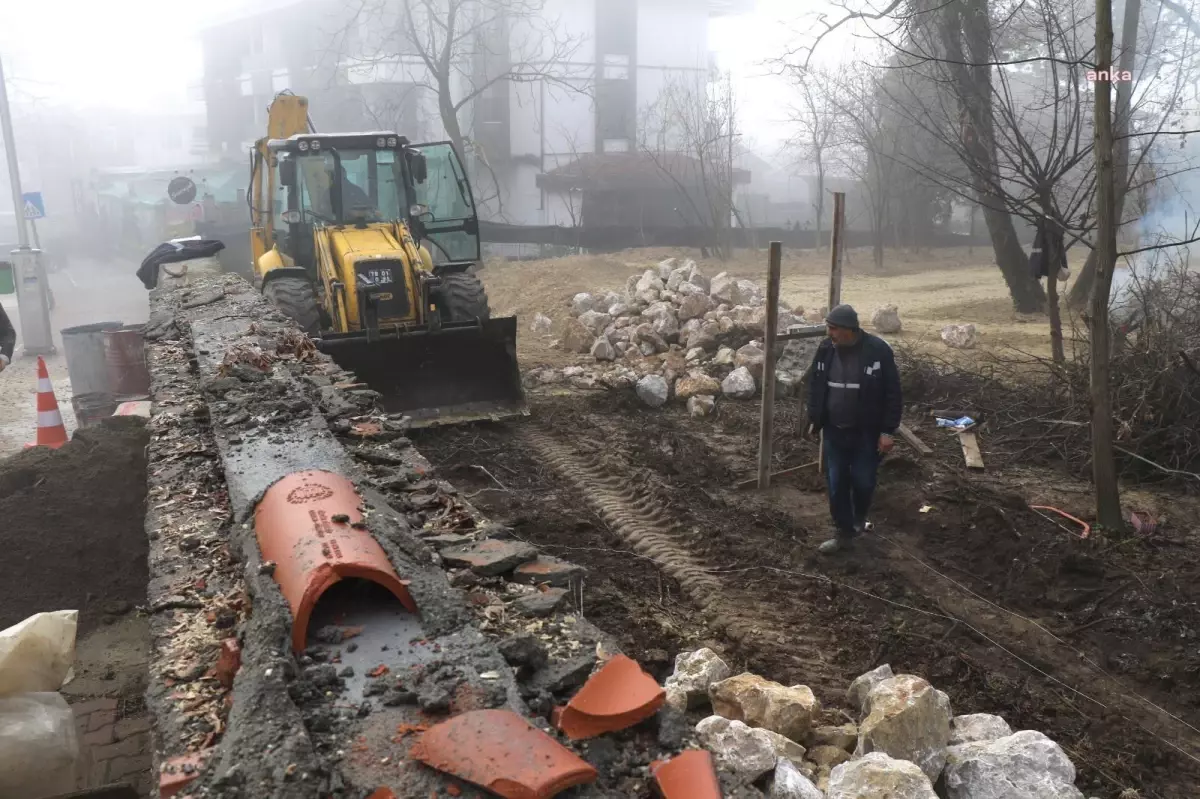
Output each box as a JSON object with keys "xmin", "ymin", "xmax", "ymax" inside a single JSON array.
[
  {"xmin": 0, "ymin": 303, "xmax": 15, "ymax": 361},
  {"xmin": 806, "ymin": 332, "xmax": 903, "ymax": 435}
]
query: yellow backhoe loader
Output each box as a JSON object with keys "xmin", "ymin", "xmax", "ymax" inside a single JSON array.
[{"xmin": 249, "ymin": 93, "xmax": 527, "ymax": 426}]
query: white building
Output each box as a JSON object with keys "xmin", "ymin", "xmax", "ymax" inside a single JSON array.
[{"xmin": 200, "ymin": 0, "xmax": 755, "ymax": 225}]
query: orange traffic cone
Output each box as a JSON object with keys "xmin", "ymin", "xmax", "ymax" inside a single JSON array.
[{"xmin": 26, "ymin": 356, "xmax": 69, "ymax": 449}]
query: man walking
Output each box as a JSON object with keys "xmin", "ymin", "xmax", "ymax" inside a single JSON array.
[
  {"xmin": 0, "ymin": 302, "xmax": 14, "ymax": 373},
  {"xmin": 806, "ymin": 304, "xmax": 903, "ymax": 554}
]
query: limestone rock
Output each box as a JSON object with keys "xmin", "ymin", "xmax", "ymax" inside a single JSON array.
[
  {"xmin": 679, "ymin": 292, "xmax": 714, "ymax": 322},
  {"xmin": 688, "ymin": 394, "xmax": 716, "ymax": 418},
  {"xmin": 578, "ymin": 310, "xmax": 612, "ymax": 336},
  {"xmin": 531, "ymin": 313, "xmax": 553, "ymax": 334},
  {"xmin": 942, "ymin": 730, "xmax": 1084, "ymax": 799},
  {"xmin": 656, "ymin": 258, "xmax": 677, "ymax": 280},
  {"xmin": 687, "ymin": 320, "xmax": 721, "ymax": 351},
  {"xmin": 695, "ymin": 715, "xmax": 778, "ymax": 781},
  {"xmin": 710, "ymin": 272, "xmax": 741, "ymax": 305},
  {"xmin": 809, "ymin": 744, "xmax": 850, "ymax": 770},
  {"xmin": 685, "ymin": 346, "xmax": 706, "ymax": 362},
  {"xmin": 857, "ymin": 674, "xmax": 951, "ymax": 782},
  {"xmin": 810, "ymin": 723, "xmax": 858, "ymax": 752},
  {"xmin": 714, "ymin": 346, "xmax": 736, "ymax": 365},
  {"xmin": 677, "ymin": 280, "xmax": 707, "ymax": 299},
  {"xmin": 762, "ymin": 728, "xmax": 809, "ymax": 769},
  {"xmin": 608, "ymin": 301, "xmax": 632, "ymax": 317},
  {"xmin": 661, "ymin": 349, "xmax": 689, "ymax": 383},
  {"xmin": 709, "ymin": 673, "xmax": 820, "ymax": 742},
  {"xmin": 590, "ymin": 336, "xmax": 616, "ymax": 361},
  {"xmin": 949, "ymin": 713, "xmax": 1013, "ymax": 746},
  {"xmin": 571, "ymin": 292, "xmax": 597, "ymax": 315},
  {"xmin": 560, "ymin": 318, "xmax": 596, "ymax": 354},
  {"xmin": 676, "ymin": 372, "xmax": 722, "ymax": 401},
  {"xmin": 769, "ymin": 760, "xmax": 824, "ymax": 799},
  {"xmin": 827, "ymin": 752, "xmax": 937, "ymax": 799},
  {"xmin": 941, "ymin": 323, "xmax": 979, "ymax": 349},
  {"xmin": 634, "ymin": 324, "xmax": 670, "ymax": 355},
  {"xmin": 635, "ymin": 270, "xmax": 665, "ymax": 304},
  {"xmin": 651, "ymin": 310, "xmax": 681, "ymax": 342},
  {"xmin": 872, "ymin": 304, "xmax": 902, "ymax": 334},
  {"xmin": 846, "ymin": 664, "xmax": 894, "ymax": 714},
  {"xmin": 440, "ymin": 539, "xmax": 538, "ymax": 576},
  {"xmin": 775, "ymin": 372, "xmax": 802, "ymax": 398},
  {"xmin": 722, "ymin": 367, "xmax": 757, "ymax": 400},
  {"xmin": 737, "ymin": 279, "xmax": 765, "ymax": 306},
  {"xmin": 664, "ymin": 648, "xmax": 731, "ymax": 711},
  {"xmin": 636, "ymin": 374, "xmax": 670, "ymax": 407},
  {"xmin": 735, "ymin": 343, "xmax": 767, "ymax": 381}
]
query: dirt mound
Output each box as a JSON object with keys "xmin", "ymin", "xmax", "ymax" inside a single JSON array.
[{"xmin": 0, "ymin": 416, "xmax": 150, "ymax": 634}]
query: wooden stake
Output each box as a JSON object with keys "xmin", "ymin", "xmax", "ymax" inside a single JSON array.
[
  {"xmin": 828, "ymin": 192, "xmax": 846, "ymax": 310},
  {"xmin": 757, "ymin": 241, "xmax": 783, "ymax": 490},
  {"xmin": 896, "ymin": 423, "xmax": 932, "ymax": 455},
  {"xmin": 818, "ymin": 192, "xmax": 847, "ymax": 478}
]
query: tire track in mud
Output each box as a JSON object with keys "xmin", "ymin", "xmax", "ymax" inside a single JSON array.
[{"xmin": 519, "ymin": 421, "xmax": 837, "ymax": 679}]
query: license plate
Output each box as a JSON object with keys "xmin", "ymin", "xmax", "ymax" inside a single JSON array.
[{"xmin": 378, "ymin": 292, "xmax": 393, "ymax": 301}]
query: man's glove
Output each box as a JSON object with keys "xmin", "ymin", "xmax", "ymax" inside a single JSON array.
[{"xmin": 0, "ymin": 354, "xmax": 8, "ymax": 373}]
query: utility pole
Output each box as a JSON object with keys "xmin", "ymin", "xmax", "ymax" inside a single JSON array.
[{"xmin": 0, "ymin": 53, "xmax": 55, "ymax": 355}]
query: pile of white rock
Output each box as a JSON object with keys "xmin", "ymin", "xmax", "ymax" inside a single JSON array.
[
  {"xmin": 527, "ymin": 258, "xmax": 819, "ymax": 414},
  {"xmin": 659, "ymin": 649, "xmax": 1099, "ymax": 799}
]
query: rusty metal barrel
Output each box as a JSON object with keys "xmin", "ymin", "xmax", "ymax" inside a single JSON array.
[
  {"xmin": 61, "ymin": 322, "xmax": 122, "ymax": 397},
  {"xmin": 103, "ymin": 325, "xmax": 151, "ymax": 398},
  {"xmin": 71, "ymin": 392, "xmax": 119, "ymax": 429}
]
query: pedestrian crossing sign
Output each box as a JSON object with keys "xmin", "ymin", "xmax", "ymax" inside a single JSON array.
[{"xmin": 22, "ymin": 192, "xmax": 45, "ymax": 220}]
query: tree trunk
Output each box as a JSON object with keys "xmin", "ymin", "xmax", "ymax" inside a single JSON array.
[
  {"xmin": 1069, "ymin": 0, "xmax": 1142, "ymax": 308},
  {"xmin": 1048, "ymin": 268, "xmax": 1065, "ymax": 366},
  {"xmin": 1091, "ymin": 0, "xmax": 1125, "ymax": 529},
  {"xmin": 943, "ymin": 0, "xmax": 1047, "ymax": 313},
  {"xmin": 815, "ymin": 169, "xmax": 824, "ymax": 253}
]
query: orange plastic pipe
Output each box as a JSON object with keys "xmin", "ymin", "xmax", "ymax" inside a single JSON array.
[
  {"xmin": 557, "ymin": 654, "xmax": 666, "ymax": 740},
  {"xmin": 255, "ymin": 470, "xmax": 418, "ymax": 651},
  {"xmin": 411, "ymin": 709, "xmax": 598, "ymax": 798},
  {"xmin": 652, "ymin": 750, "xmax": 722, "ymax": 799}
]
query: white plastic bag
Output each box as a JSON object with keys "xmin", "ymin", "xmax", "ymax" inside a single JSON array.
[
  {"xmin": 0, "ymin": 692, "xmax": 81, "ymax": 798},
  {"xmin": 0, "ymin": 610, "xmax": 78, "ymax": 697}
]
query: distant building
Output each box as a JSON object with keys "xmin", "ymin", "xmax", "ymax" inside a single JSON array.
[{"xmin": 198, "ymin": 0, "xmax": 756, "ymax": 225}]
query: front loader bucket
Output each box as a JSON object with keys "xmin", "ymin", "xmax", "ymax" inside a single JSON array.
[{"xmin": 316, "ymin": 316, "xmax": 529, "ymax": 428}]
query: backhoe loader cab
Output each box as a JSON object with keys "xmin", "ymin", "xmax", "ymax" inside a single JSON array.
[{"xmin": 249, "ymin": 100, "xmax": 526, "ymax": 427}]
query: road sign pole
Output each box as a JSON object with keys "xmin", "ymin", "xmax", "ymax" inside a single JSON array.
[
  {"xmin": 0, "ymin": 54, "xmax": 30, "ymax": 249},
  {"xmin": 1, "ymin": 53, "xmax": 55, "ymax": 356}
]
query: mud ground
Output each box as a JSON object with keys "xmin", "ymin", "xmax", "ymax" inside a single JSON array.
[
  {"xmin": 0, "ymin": 415, "xmax": 150, "ymax": 634},
  {"xmin": 415, "ymin": 391, "xmax": 1200, "ymax": 799}
]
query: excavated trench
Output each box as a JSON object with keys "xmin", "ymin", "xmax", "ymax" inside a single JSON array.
[
  {"xmin": 138, "ymin": 274, "xmax": 1200, "ymax": 798},
  {"xmin": 412, "ymin": 390, "xmax": 1200, "ymax": 799}
]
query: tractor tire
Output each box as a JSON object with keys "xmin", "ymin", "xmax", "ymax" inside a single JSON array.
[
  {"xmin": 263, "ymin": 275, "xmax": 321, "ymax": 336},
  {"xmin": 437, "ymin": 271, "xmax": 491, "ymax": 322}
]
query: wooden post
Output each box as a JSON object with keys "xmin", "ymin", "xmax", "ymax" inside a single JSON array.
[
  {"xmin": 819, "ymin": 192, "xmax": 847, "ymax": 477},
  {"xmin": 756, "ymin": 241, "xmax": 783, "ymax": 489},
  {"xmin": 828, "ymin": 192, "xmax": 846, "ymax": 310}
]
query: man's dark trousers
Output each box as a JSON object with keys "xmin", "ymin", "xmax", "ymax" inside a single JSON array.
[{"xmin": 823, "ymin": 426, "xmax": 879, "ymax": 538}]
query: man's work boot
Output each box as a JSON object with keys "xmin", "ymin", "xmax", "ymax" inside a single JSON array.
[{"xmin": 818, "ymin": 536, "xmax": 856, "ymax": 555}]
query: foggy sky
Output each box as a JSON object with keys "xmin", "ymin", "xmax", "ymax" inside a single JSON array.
[{"xmin": 1, "ymin": 0, "xmax": 843, "ymax": 153}]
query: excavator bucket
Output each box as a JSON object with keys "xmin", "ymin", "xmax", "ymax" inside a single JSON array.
[{"xmin": 316, "ymin": 316, "xmax": 528, "ymax": 428}]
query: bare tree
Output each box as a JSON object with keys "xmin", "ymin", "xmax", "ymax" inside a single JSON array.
[
  {"xmin": 786, "ymin": 67, "xmax": 841, "ymax": 251},
  {"xmin": 640, "ymin": 70, "xmax": 744, "ymax": 260},
  {"xmin": 335, "ymin": 0, "xmax": 588, "ymax": 213},
  {"xmin": 1092, "ymin": 0, "xmax": 1123, "ymax": 528}
]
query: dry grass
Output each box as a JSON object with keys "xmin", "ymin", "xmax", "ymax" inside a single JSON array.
[{"xmin": 480, "ymin": 245, "xmax": 1081, "ymax": 367}]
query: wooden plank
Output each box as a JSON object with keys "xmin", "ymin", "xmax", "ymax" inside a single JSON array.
[
  {"xmin": 958, "ymin": 431, "xmax": 985, "ymax": 469},
  {"xmin": 736, "ymin": 460, "xmax": 819, "ymax": 490},
  {"xmin": 756, "ymin": 243, "xmax": 783, "ymax": 489},
  {"xmin": 896, "ymin": 423, "xmax": 933, "ymax": 455}
]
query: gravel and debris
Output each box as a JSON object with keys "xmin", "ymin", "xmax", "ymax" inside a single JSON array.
[{"xmin": 527, "ymin": 257, "xmax": 821, "ymax": 410}]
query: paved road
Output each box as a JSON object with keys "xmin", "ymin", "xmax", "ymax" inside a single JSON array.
[{"xmin": 0, "ymin": 257, "xmax": 148, "ymax": 457}]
